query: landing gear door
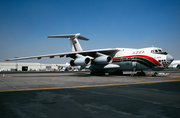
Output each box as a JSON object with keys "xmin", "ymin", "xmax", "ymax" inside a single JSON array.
[
  {"xmin": 132, "ymin": 57, "xmax": 137, "ymax": 71},
  {"xmin": 132, "ymin": 62, "xmax": 137, "ymax": 68}
]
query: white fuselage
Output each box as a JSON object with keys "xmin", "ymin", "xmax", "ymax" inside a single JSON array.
[{"xmin": 88, "ymin": 47, "xmax": 173, "ymax": 72}]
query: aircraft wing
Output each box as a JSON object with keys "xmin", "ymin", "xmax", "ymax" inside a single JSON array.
[{"xmin": 5, "ymin": 48, "xmax": 119, "ymax": 61}]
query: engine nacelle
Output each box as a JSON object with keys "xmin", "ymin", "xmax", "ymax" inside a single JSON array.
[
  {"xmin": 70, "ymin": 56, "xmax": 92, "ymax": 66},
  {"xmin": 93, "ymin": 55, "xmax": 112, "ymax": 64}
]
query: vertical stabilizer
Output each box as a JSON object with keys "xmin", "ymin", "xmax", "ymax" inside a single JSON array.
[
  {"xmin": 47, "ymin": 33, "xmax": 89, "ymax": 52},
  {"xmin": 69, "ymin": 33, "xmax": 83, "ymax": 51}
]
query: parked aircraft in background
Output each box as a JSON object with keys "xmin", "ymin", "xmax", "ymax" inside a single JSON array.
[
  {"xmin": 61, "ymin": 62, "xmax": 79, "ymax": 71},
  {"xmin": 6, "ymin": 33, "xmax": 174, "ymax": 76},
  {"xmin": 168, "ymin": 60, "xmax": 180, "ymax": 69}
]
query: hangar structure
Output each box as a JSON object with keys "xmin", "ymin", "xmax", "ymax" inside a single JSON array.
[{"xmin": 0, "ymin": 62, "xmax": 71, "ymax": 72}]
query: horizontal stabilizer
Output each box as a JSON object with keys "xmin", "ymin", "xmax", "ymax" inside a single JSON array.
[{"xmin": 47, "ymin": 33, "xmax": 89, "ymax": 41}]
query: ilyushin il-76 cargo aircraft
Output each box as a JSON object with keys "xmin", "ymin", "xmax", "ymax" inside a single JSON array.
[{"xmin": 6, "ymin": 33, "xmax": 174, "ymax": 76}]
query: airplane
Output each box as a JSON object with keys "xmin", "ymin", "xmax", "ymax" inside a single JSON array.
[
  {"xmin": 5, "ymin": 33, "xmax": 174, "ymax": 76},
  {"xmin": 168, "ymin": 60, "xmax": 180, "ymax": 69}
]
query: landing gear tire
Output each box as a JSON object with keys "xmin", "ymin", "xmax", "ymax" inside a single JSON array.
[
  {"xmin": 137, "ymin": 71, "xmax": 146, "ymax": 76},
  {"xmin": 109, "ymin": 71, "xmax": 123, "ymax": 75},
  {"xmin": 152, "ymin": 72, "xmax": 158, "ymax": 77},
  {"xmin": 90, "ymin": 70, "xmax": 105, "ymax": 76}
]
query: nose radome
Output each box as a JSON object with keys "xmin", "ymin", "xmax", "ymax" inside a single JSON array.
[{"xmin": 167, "ymin": 54, "xmax": 174, "ymax": 62}]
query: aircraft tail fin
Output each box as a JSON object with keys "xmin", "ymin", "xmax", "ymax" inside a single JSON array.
[{"xmin": 47, "ymin": 33, "xmax": 89, "ymax": 52}]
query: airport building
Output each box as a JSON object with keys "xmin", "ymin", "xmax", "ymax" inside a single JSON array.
[{"xmin": 0, "ymin": 62, "xmax": 70, "ymax": 72}]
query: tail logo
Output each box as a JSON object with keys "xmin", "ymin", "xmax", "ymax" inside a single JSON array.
[{"xmin": 73, "ymin": 40, "xmax": 77, "ymax": 51}]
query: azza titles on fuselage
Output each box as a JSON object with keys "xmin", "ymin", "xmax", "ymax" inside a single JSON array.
[{"xmin": 6, "ymin": 33, "xmax": 174, "ymax": 76}]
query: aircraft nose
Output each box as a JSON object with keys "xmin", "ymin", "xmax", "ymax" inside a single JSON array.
[{"xmin": 166, "ymin": 54, "xmax": 174, "ymax": 63}]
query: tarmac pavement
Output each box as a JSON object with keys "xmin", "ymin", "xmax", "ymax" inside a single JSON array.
[{"xmin": 0, "ymin": 70, "xmax": 180, "ymax": 118}]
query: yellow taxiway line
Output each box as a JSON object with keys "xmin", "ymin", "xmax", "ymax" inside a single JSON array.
[{"xmin": 0, "ymin": 79, "xmax": 180, "ymax": 92}]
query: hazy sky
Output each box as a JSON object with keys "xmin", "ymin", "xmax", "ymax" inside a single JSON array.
[{"xmin": 0, "ymin": 0, "xmax": 180, "ymax": 64}]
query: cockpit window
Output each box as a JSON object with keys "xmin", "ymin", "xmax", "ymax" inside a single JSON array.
[
  {"xmin": 158, "ymin": 49, "xmax": 162, "ymax": 52},
  {"xmin": 151, "ymin": 49, "xmax": 167, "ymax": 54}
]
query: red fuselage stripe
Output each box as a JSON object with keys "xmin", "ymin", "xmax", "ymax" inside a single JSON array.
[{"xmin": 113, "ymin": 55, "xmax": 162, "ymax": 67}]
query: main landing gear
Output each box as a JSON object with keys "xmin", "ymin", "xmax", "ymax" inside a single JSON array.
[
  {"xmin": 90, "ymin": 70, "xmax": 105, "ymax": 76},
  {"xmin": 90, "ymin": 70, "xmax": 123, "ymax": 76},
  {"xmin": 109, "ymin": 71, "xmax": 123, "ymax": 75},
  {"xmin": 152, "ymin": 72, "xmax": 158, "ymax": 77},
  {"xmin": 131, "ymin": 71, "xmax": 146, "ymax": 77},
  {"xmin": 136, "ymin": 71, "xmax": 146, "ymax": 76}
]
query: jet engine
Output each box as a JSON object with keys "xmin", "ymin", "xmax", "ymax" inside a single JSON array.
[
  {"xmin": 93, "ymin": 53, "xmax": 112, "ymax": 64},
  {"xmin": 70, "ymin": 55, "xmax": 92, "ymax": 66}
]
